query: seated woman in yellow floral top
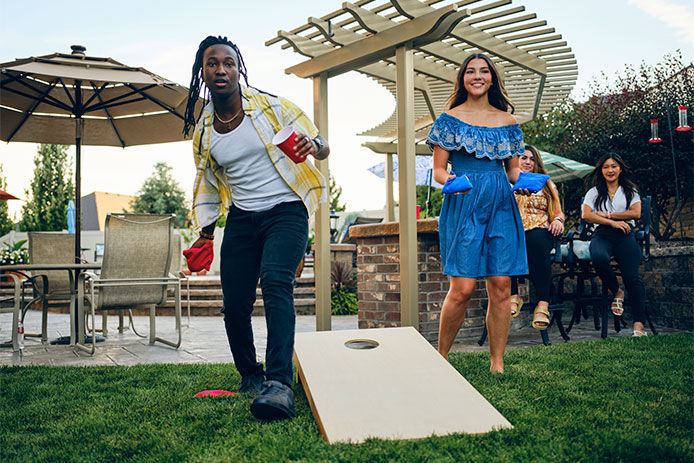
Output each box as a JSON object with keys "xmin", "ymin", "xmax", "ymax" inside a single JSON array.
[{"xmin": 509, "ymin": 144, "xmax": 565, "ymax": 329}]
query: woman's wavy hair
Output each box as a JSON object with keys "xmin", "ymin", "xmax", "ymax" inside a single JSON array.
[
  {"xmin": 446, "ymin": 53, "xmax": 514, "ymax": 113},
  {"xmin": 523, "ymin": 144, "xmax": 558, "ymax": 218},
  {"xmin": 182, "ymin": 36, "xmax": 273, "ymax": 137},
  {"xmin": 585, "ymin": 153, "xmax": 639, "ymax": 211}
]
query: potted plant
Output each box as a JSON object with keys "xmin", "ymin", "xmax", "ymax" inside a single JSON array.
[{"xmin": 0, "ymin": 239, "xmax": 29, "ymax": 265}]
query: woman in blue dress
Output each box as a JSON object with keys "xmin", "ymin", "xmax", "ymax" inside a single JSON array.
[{"xmin": 427, "ymin": 53, "xmax": 528, "ymax": 373}]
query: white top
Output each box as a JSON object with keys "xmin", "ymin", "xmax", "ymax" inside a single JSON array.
[
  {"xmin": 210, "ymin": 116, "xmax": 299, "ymax": 212},
  {"xmin": 582, "ymin": 186, "xmax": 641, "ymax": 226}
]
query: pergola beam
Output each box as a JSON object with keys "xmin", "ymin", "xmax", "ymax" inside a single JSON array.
[{"xmin": 285, "ymin": 5, "xmax": 471, "ymax": 78}]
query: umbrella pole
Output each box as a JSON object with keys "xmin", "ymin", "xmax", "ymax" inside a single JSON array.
[{"xmin": 75, "ymin": 117, "xmax": 83, "ymax": 265}]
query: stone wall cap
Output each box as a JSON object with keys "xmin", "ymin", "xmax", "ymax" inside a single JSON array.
[
  {"xmin": 650, "ymin": 244, "xmax": 693, "ymax": 257},
  {"xmin": 311, "ymin": 243, "xmax": 358, "ymax": 251},
  {"xmin": 349, "ymin": 218, "xmax": 439, "ymax": 238}
]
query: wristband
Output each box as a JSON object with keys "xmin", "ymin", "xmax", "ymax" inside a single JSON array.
[
  {"xmin": 553, "ymin": 217, "xmax": 564, "ymax": 223},
  {"xmin": 199, "ymin": 231, "xmax": 214, "ymax": 240}
]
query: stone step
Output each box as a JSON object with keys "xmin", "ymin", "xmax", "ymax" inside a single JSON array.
[
  {"xmin": 175, "ymin": 286, "xmax": 314, "ymax": 298},
  {"xmin": 156, "ymin": 296, "xmax": 316, "ymax": 316}
]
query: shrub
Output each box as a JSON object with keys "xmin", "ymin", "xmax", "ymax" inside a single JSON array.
[{"xmin": 330, "ymin": 260, "xmax": 357, "ymax": 315}]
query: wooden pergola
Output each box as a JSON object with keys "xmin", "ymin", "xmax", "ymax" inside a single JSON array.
[{"xmin": 266, "ymin": 0, "xmax": 577, "ymax": 332}]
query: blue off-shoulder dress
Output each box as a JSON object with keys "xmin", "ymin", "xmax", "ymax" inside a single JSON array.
[{"xmin": 426, "ymin": 113, "xmax": 528, "ymax": 277}]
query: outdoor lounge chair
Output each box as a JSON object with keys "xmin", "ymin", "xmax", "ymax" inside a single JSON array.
[{"xmin": 76, "ymin": 213, "xmax": 181, "ymax": 355}]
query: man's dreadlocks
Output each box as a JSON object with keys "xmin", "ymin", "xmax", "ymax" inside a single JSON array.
[{"xmin": 182, "ymin": 36, "xmax": 271, "ymax": 137}]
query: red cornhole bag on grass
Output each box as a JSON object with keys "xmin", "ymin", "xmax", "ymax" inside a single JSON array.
[{"xmin": 183, "ymin": 240, "xmax": 214, "ymax": 272}]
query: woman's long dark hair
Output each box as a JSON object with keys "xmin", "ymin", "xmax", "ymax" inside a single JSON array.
[
  {"xmin": 182, "ymin": 36, "xmax": 272, "ymax": 137},
  {"xmin": 585, "ymin": 153, "xmax": 639, "ymax": 211},
  {"xmin": 447, "ymin": 53, "xmax": 514, "ymax": 113}
]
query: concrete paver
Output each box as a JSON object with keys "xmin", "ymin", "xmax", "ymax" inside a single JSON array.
[{"xmin": 0, "ymin": 311, "xmax": 686, "ymax": 367}]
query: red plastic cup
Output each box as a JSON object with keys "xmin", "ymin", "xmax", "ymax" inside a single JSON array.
[
  {"xmin": 272, "ymin": 126, "xmax": 305, "ymax": 163},
  {"xmin": 416, "ymin": 205, "xmax": 421, "ymax": 219}
]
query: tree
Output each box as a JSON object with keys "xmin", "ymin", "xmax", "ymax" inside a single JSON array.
[
  {"xmin": 130, "ymin": 162, "xmax": 189, "ymax": 228},
  {"xmin": 521, "ymin": 51, "xmax": 693, "ymax": 239},
  {"xmin": 416, "ymin": 185, "xmax": 443, "ymax": 218},
  {"xmin": 0, "ymin": 165, "xmax": 15, "ymax": 235},
  {"xmin": 19, "ymin": 144, "xmax": 74, "ymax": 231},
  {"xmin": 329, "ymin": 174, "xmax": 346, "ymax": 212}
]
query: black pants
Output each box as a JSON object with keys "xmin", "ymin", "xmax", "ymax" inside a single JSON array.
[
  {"xmin": 511, "ymin": 227, "xmax": 554, "ymax": 303},
  {"xmin": 589, "ymin": 226, "xmax": 646, "ymax": 323},
  {"xmin": 220, "ymin": 201, "xmax": 308, "ymax": 386}
]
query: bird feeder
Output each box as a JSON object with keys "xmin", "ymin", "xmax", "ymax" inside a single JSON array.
[
  {"xmin": 648, "ymin": 119, "xmax": 662, "ymax": 143},
  {"xmin": 675, "ymin": 105, "xmax": 691, "ymax": 132}
]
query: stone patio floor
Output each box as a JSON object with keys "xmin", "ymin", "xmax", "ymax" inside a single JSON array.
[{"xmin": 0, "ymin": 311, "xmax": 687, "ymax": 366}]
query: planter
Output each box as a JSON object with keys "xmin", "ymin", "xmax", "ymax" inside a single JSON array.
[{"xmin": 1, "ymin": 270, "xmax": 26, "ymax": 281}]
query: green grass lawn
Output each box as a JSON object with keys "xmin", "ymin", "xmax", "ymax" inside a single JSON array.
[{"xmin": 1, "ymin": 333, "xmax": 692, "ymax": 463}]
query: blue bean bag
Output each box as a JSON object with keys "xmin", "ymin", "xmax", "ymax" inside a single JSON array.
[
  {"xmin": 442, "ymin": 174, "xmax": 473, "ymax": 195},
  {"xmin": 512, "ymin": 172, "xmax": 550, "ymax": 193}
]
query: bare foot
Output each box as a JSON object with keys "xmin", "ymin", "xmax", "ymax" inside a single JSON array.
[{"xmin": 490, "ymin": 360, "xmax": 504, "ymax": 374}]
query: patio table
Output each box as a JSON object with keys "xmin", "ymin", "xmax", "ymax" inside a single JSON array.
[{"xmin": 0, "ymin": 263, "xmax": 101, "ymax": 346}]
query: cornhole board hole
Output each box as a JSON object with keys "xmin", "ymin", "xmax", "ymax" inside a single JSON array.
[{"xmin": 293, "ymin": 327, "xmax": 512, "ymax": 443}]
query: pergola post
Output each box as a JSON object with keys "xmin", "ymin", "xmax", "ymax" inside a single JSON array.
[
  {"xmin": 395, "ymin": 44, "xmax": 418, "ymax": 329},
  {"xmin": 385, "ymin": 153, "xmax": 395, "ymax": 222},
  {"xmin": 313, "ymin": 73, "xmax": 331, "ymax": 331}
]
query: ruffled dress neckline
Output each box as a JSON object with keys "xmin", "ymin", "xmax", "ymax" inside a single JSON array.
[{"xmin": 426, "ymin": 112, "xmax": 524, "ymax": 160}]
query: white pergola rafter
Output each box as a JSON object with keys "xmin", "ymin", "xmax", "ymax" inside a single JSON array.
[{"xmin": 266, "ymin": 0, "xmax": 577, "ymax": 332}]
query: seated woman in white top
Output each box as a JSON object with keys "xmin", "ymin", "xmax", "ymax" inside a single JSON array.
[{"xmin": 581, "ymin": 153, "xmax": 647, "ymax": 337}]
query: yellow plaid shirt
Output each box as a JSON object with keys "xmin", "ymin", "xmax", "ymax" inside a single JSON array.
[{"xmin": 191, "ymin": 85, "xmax": 327, "ymax": 230}]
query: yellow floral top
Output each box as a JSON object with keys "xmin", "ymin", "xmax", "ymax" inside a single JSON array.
[{"xmin": 514, "ymin": 180, "xmax": 559, "ymax": 231}]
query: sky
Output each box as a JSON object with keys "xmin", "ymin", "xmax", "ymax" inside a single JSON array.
[{"xmin": 1, "ymin": 0, "xmax": 692, "ymax": 221}]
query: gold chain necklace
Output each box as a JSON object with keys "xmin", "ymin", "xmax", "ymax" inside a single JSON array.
[{"xmin": 214, "ymin": 107, "xmax": 243, "ymax": 129}]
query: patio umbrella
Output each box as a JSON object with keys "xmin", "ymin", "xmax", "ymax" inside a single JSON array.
[
  {"xmin": 66, "ymin": 200, "xmax": 75, "ymax": 234},
  {"xmin": 0, "ymin": 189, "xmax": 20, "ymax": 200},
  {"xmin": 368, "ymin": 155, "xmax": 444, "ymax": 188},
  {"xmin": 537, "ymin": 149, "xmax": 592, "ymax": 183},
  {"xmin": 0, "ymin": 45, "xmax": 201, "ymax": 261}
]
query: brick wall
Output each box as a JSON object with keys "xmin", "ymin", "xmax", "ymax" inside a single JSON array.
[
  {"xmin": 350, "ymin": 219, "xmax": 693, "ymax": 345},
  {"xmin": 351, "ymin": 219, "xmax": 529, "ymax": 345}
]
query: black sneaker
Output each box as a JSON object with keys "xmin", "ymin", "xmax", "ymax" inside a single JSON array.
[
  {"xmin": 250, "ymin": 380, "xmax": 295, "ymax": 420},
  {"xmin": 239, "ymin": 374, "xmax": 265, "ymax": 394}
]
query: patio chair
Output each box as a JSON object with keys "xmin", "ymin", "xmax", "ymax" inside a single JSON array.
[
  {"xmin": 105, "ymin": 232, "xmax": 189, "ymax": 333},
  {"xmin": 556, "ymin": 196, "xmax": 656, "ymax": 338},
  {"xmin": 169, "ymin": 232, "xmax": 191, "ymax": 327},
  {"xmin": 76, "ymin": 213, "xmax": 182, "ymax": 355},
  {"xmin": 27, "ymin": 232, "xmax": 78, "ymax": 344},
  {"xmin": 0, "ymin": 272, "xmax": 24, "ymax": 351}
]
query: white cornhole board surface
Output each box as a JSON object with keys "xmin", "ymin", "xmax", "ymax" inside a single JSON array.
[{"xmin": 293, "ymin": 327, "xmax": 512, "ymax": 444}]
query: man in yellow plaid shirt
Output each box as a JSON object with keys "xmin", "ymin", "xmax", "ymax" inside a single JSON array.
[{"xmin": 183, "ymin": 36, "xmax": 330, "ymax": 421}]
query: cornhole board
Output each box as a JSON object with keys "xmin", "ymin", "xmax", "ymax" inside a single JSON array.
[{"xmin": 293, "ymin": 326, "xmax": 512, "ymax": 444}]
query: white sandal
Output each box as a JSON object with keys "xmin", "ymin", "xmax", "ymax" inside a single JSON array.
[{"xmin": 632, "ymin": 330, "xmax": 647, "ymax": 337}]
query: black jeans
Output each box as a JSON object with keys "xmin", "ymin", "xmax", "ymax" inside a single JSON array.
[
  {"xmin": 220, "ymin": 201, "xmax": 308, "ymax": 386},
  {"xmin": 589, "ymin": 225, "xmax": 646, "ymax": 323},
  {"xmin": 511, "ymin": 227, "xmax": 554, "ymax": 303}
]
